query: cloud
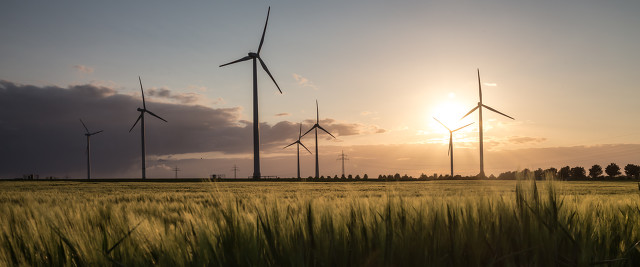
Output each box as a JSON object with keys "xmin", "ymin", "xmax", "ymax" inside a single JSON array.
[
  {"xmin": 0, "ymin": 80, "xmax": 380, "ymax": 178},
  {"xmin": 292, "ymin": 73, "xmax": 317, "ymax": 89},
  {"xmin": 483, "ymin": 82, "xmax": 497, "ymax": 87},
  {"xmin": 275, "ymin": 113, "xmax": 290, "ymax": 117},
  {"xmin": 508, "ymin": 136, "xmax": 547, "ymax": 144},
  {"xmin": 147, "ymin": 87, "xmax": 205, "ymax": 105},
  {"xmin": 301, "ymin": 118, "xmax": 386, "ymax": 138},
  {"xmin": 361, "ymin": 111, "xmax": 373, "ymax": 116},
  {"xmin": 73, "ymin": 65, "xmax": 94, "ymax": 74}
]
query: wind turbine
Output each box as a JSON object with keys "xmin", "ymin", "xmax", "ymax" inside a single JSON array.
[
  {"xmin": 219, "ymin": 6, "xmax": 282, "ymax": 179},
  {"xmin": 302, "ymin": 100, "xmax": 336, "ymax": 178},
  {"xmin": 80, "ymin": 119, "xmax": 103, "ymax": 180},
  {"xmin": 129, "ymin": 76, "xmax": 167, "ymax": 179},
  {"xmin": 461, "ymin": 69, "xmax": 514, "ymax": 178},
  {"xmin": 283, "ymin": 123, "xmax": 312, "ymax": 179},
  {"xmin": 433, "ymin": 117, "xmax": 473, "ymax": 178}
]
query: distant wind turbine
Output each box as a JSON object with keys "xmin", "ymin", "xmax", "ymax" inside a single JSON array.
[
  {"xmin": 129, "ymin": 76, "xmax": 167, "ymax": 179},
  {"xmin": 302, "ymin": 100, "xmax": 336, "ymax": 178},
  {"xmin": 80, "ymin": 119, "xmax": 103, "ymax": 180},
  {"xmin": 433, "ymin": 117, "xmax": 473, "ymax": 178},
  {"xmin": 283, "ymin": 123, "xmax": 312, "ymax": 179},
  {"xmin": 219, "ymin": 6, "xmax": 282, "ymax": 179},
  {"xmin": 461, "ymin": 69, "xmax": 514, "ymax": 177}
]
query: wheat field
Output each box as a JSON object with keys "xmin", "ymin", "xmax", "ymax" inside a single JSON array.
[{"xmin": 1, "ymin": 180, "xmax": 639, "ymax": 266}]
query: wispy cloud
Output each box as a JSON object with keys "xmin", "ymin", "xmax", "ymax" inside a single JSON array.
[
  {"xmin": 292, "ymin": 73, "xmax": 317, "ymax": 90},
  {"xmin": 73, "ymin": 65, "xmax": 94, "ymax": 74},
  {"xmin": 483, "ymin": 82, "xmax": 497, "ymax": 87},
  {"xmin": 508, "ymin": 136, "xmax": 547, "ymax": 144},
  {"xmin": 275, "ymin": 112, "xmax": 290, "ymax": 117}
]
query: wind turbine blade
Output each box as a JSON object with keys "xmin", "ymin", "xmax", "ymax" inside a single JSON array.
[
  {"xmin": 91, "ymin": 130, "xmax": 104, "ymax": 135},
  {"xmin": 146, "ymin": 110, "xmax": 168, "ymax": 122},
  {"xmin": 298, "ymin": 123, "xmax": 302, "ymax": 138},
  {"xmin": 477, "ymin": 68, "xmax": 482, "ymax": 103},
  {"xmin": 317, "ymin": 125, "xmax": 336, "ymax": 139},
  {"xmin": 301, "ymin": 124, "xmax": 318, "ymax": 137},
  {"xmin": 460, "ymin": 105, "xmax": 480, "ymax": 120},
  {"xmin": 257, "ymin": 6, "xmax": 270, "ymax": 54},
  {"xmin": 283, "ymin": 141, "xmax": 297, "ymax": 149},
  {"xmin": 452, "ymin": 122, "xmax": 474, "ymax": 132},
  {"xmin": 299, "ymin": 142, "xmax": 312, "ymax": 154},
  {"xmin": 129, "ymin": 114, "xmax": 143, "ymax": 132},
  {"xmin": 316, "ymin": 100, "xmax": 319, "ymax": 123},
  {"xmin": 139, "ymin": 76, "xmax": 146, "ymax": 109},
  {"xmin": 432, "ymin": 117, "xmax": 451, "ymax": 131},
  {"xmin": 79, "ymin": 119, "xmax": 89, "ymax": 133},
  {"xmin": 258, "ymin": 57, "xmax": 282, "ymax": 94},
  {"xmin": 219, "ymin": 56, "xmax": 252, "ymax": 67},
  {"xmin": 482, "ymin": 104, "xmax": 515, "ymax": 120}
]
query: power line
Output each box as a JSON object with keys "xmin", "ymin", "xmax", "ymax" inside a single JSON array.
[
  {"xmin": 173, "ymin": 166, "xmax": 180, "ymax": 179},
  {"xmin": 231, "ymin": 164, "xmax": 240, "ymax": 179},
  {"xmin": 336, "ymin": 150, "xmax": 349, "ymax": 177}
]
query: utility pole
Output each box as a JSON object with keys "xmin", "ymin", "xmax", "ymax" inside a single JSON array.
[
  {"xmin": 173, "ymin": 166, "xmax": 180, "ymax": 179},
  {"xmin": 336, "ymin": 150, "xmax": 349, "ymax": 177},
  {"xmin": 231, "ymin": 164, "xmax": 240, "ymax": 179}
]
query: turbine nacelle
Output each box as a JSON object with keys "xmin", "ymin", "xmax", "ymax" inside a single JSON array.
[
  {"xmin": 137, "ymin": 107, "xmax": 145, "ymax": 112},
  {"xmin": 248, "ymin": 52, "xmax": 259, "ymax": 58}
]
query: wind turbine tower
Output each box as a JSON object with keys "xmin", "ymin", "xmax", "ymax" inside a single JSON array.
[
  {"xmin": 129, "ymin": 76, "xmax": 168, "ymax": 179},
  {"xmin": 80, "ymin": 119, "xmax": 103, "ymax": 180},
  {"xmin": 302, "ymin": 100, "xmax": 336, "ymax": 178},
  {"xmin": 219, "ymin": 7, "xmax": 282, "ymax": 179},
  {"xmin": 461, "ymin": 69, "xmax": 514, "ymax": 178},
  {"xmin": 284, "ymin": 123, "xmax": 312, "ymax": 179}
]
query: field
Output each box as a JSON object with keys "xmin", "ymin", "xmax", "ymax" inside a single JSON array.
[{"xmin": 1, "ymin": 180, "xmax": 640, "ymax": 266}]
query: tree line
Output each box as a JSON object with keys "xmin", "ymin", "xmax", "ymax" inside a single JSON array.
[{"xmin": 496, "ymin": 163, "xmax": 640, "ymax": 180}]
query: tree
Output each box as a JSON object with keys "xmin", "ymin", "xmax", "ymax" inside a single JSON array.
[
  {"xmin": 355, "ymin": 174, "xmax": 361, "ymax": 180},
  {"xmin": 624, "ymin": 164, "xmax": 640, "ymax": 179},
  {"xmin": 558, "ymin": 166, "xmax": 571, "ymax": 180},
  {"xmin": 605, "ymin": 163, "xmax": 621, "ymax": 178},
  {"xmin": 393, "ymin": 173, "xmax": 401, "ymax": 180},
  {"xmin": 570, "ymin": 166, "xmax": 586, "ymax": 179},
  {"xmin": 588, "ymin": 165, "xmax": 603, "ymax": 179},
  {"xmin": 363, "ymin": 174, "xmax": 368, "ymax": 180}
]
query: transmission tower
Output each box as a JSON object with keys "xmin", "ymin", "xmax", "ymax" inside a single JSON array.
[
  {"xmin": 173, "ymin": 166, "xmax": 180, "ymax": 179},
  {"xmin": 231, "ymin": 164, "xmax": 240, "ymax": 178},
  {"xmin": 336, "ymin": 150, "xmax": 349, "ymax": 177}
]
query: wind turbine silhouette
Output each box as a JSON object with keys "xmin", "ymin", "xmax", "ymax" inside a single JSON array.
[
  {"xmin": 129, "ymin": 76, "xmax": 167, "ymax": 179},
  {"xmin": 433, "ymin": 117, "xmax": 473, "ymax": 178},
  {"xmin": 302, "ymin": 100, "xmax": 336, "ymax": 178},
  {"xmin": 283, "ymin": 123, "xmax": 312, "ymax": 179},
  {"xmin": 80, "ymin": 119, "xmax": 103, "ymax": 180},
  {"xmin": 219, "ymin": 6, "xmax": 282, "ymax": 179},
  {"xmin": 461, "ymin": 69, "xmax": 514, "ymax": 178}
]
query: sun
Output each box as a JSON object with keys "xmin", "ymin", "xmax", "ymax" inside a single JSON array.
[{"xmin": 430, "ymin": 100, "xmax": 474, "ymax": 134}]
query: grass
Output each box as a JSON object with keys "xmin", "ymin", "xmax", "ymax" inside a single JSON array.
[{"xmin": 1, "ymin": 180, "xmax": 639, "ymax": 266}]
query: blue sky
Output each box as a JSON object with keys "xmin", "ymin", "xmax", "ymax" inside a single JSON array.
[{"xmin": 1, "ymin": 0, "xmax": 639, "ymax": 178}]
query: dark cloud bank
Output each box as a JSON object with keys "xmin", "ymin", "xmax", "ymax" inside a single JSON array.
[{"xmin": 0, "ymin": 81, "xmax": 383, "ymax": 178}]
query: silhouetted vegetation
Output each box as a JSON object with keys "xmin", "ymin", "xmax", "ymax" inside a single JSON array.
[{"xmin": 589, "ymin": 164, "xmax": 603, "ymax": 178}]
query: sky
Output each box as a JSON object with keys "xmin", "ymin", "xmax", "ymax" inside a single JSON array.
[{"xmin": 1, "ymin": 0, "xmax": 639, "ymax": 178}]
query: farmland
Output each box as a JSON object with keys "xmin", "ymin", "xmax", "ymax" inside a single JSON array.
[{"xmin": 1, "ymin": 180, "xmax": 640, "ymax": 266}]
